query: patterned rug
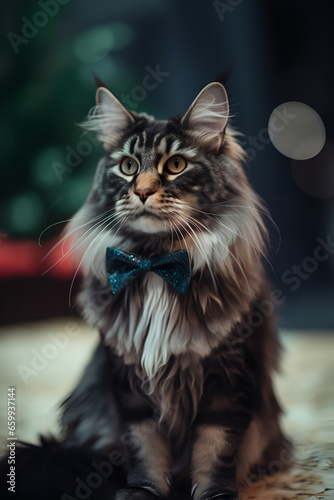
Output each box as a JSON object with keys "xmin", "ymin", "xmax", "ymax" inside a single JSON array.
[
  {"xmin": 241, "ymin": 443, "xmax": 334, "ymax": 499},
  {"xmin": 0, "ymin": 320, "xmax": 333, "ymax": 499}
]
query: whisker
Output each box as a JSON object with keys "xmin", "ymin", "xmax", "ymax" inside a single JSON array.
[
  {"xmin": 41, "ymin": 209, "xmax": 115, "ymax": 260},
  {"xmin": 41, "ymin": 220, "xmax": 107, "ymax": 276},
  {"xmin": 180, "ymin": 200, "xmax": 281, "ymax": 255},
  {"xmin": 90, "ymin": 211, "xmax": 130, "ymax": 277},
  {"xmin": 169, "ymin": 219, "xmax": 189, "ymax": 255},
  {"xmin": 38, "ymin": 210, "xmax": 112, "ymax": 247},
  {"xmin": 60, "ymin": 210, "xmax": 123, "ymax": 256},
  {"xmin": 174, "ymin": 210, "xmax": 251, "ymax": 294},
  {"xmin": 42, "ymin": 211, "xmax": 126, "ymax": 275},
  {"xmin": 211, "ymin": 216, "xmax": 275, "ymax": 275},
  {"xmin": 167, "ymin": 218, "xmax": 183, "ymax": 251},
  {"xmin": 68, "ymin": 213, "xmax": 130, "ymax": 306},
  {"xmin": 166, "ymin": 219, "xmax": 174, "ymax": 253},
  {"xmin": 171, "ymin": 212, "xmax": 218, "ymax": 291},
  {"xmin": 172, "ymin": 213, "xmax": 208, "ymax": 262}
]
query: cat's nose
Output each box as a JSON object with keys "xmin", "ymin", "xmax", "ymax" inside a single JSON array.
[{"xmin": 134, "ymin": 188, "xmax": 155, "ymax": 203}]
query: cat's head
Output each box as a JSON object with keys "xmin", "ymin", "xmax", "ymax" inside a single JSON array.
[{"xmin": 66, "ymin": 82, "xmax": 268, "ymax": 285}]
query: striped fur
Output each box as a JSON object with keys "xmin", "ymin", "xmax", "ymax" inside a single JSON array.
[{"xmin": 60, "ymin": 83, "xmax": 291, "ymax": 499}]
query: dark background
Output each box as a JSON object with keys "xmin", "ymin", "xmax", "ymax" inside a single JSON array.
[{"xmin": 1, "ymin": 0, "xmax": 333, "ymax": 327}]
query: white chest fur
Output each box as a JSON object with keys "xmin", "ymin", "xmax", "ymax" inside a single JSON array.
[{"xmin": 104, "ymin": 273, "xmax": 217, "ymax": 379}]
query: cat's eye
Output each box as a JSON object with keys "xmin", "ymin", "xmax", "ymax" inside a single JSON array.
[
  {"xmin": 166, "ymin": 155, "xmax": 187, "ymax": 175},
  {"xmin": 120, "ymin": 157, "xmax": 139, "ymax": 176}
]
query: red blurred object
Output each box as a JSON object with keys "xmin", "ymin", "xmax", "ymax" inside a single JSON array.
[
  {"xmin": 0, "ymin": 236, "xmax": 82, "ymax": 325},
  {"xmin": 0, "ymin": 237, "xmax": 78, "ymax": 279}
]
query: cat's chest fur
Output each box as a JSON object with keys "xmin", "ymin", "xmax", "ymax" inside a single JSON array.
[
  {"xmin": 81, "ymin": 260, "xmax": 257, "ymax": 381},
  {"xmin": 103, "ymin": 273, "xmax": 216, "ymax": 378}
]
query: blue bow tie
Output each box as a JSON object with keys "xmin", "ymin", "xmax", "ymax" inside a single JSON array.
[{"xmin": 106, "ymin": 248, "xmax": 191, "ymax": 295}]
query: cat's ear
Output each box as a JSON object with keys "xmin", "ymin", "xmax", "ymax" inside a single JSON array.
[
  {"xmin": 95, "ymin": 87, "xmax": 135, "ymax": 149},
  {"xmin": 182, "ymin": 82, "xmax": 229, "ymax": 151},
  {"xmin": 82, "ymin": 86, "xmax": 135, "ymax": 150}
]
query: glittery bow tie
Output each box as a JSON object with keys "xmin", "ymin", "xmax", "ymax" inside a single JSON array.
[{"xmin": 106, "ymin": 248, "xmax": 191, "ymax": 295}]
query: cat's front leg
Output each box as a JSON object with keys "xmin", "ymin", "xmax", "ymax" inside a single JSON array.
[
  {"xmin": 191, "ymin": 424, "xmax": 242, "ymax": 500},
  {"xmin": 191, "ymin": 361, "xmax": 255, "ymax": 500},
  {"xmin": 115, "ymin": 423, "xmax": 172, "ymax": 500}
]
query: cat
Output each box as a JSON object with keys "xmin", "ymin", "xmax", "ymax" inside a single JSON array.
[{"xmin": 0, "ymin": 79, "xmax": 292, "ymax": 500}]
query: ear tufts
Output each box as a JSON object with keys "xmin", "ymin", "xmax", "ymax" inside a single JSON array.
[
  {"xmin": 214, "ymin": 66, "xmax": 233, "ymax": 88},
  {"xmin": 92, "ymin": 72, "xmax": 108, "ymax": 90},
  {"xmin": 182, "ymin": 82, "xmax": 229, "ymax": 152},
  {"xmin": 81, "ymin": 87, "xmax": 135, "ymax": 151}
]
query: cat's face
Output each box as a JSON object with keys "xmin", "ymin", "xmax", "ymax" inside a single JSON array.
[
  {"xmin": 84, "ymin": 83, "xmax": 243, "ymax": 238},
  {"xmin": 95, "ymin": 124, "xmax": 232, "ymax": 237}
]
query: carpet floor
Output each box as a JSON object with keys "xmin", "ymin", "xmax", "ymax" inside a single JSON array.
[{"xmin": 0, "ymin": 318, "xmax": 333, "ymax": 499}]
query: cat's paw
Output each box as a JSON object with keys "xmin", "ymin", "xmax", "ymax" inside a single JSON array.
[{"xmin": 115, "ymin": 486, "xmax": 162, "ymax": 499}]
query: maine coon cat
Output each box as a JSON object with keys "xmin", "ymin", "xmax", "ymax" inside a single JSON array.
[{"xmin": 0, "ymin": 79, "xmax": 291, "ymax": 500}]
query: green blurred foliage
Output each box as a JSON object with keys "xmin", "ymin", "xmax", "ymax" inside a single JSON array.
[{"xmin": 0, "ymin": 2, "xmax": 150, "ymax": 240}]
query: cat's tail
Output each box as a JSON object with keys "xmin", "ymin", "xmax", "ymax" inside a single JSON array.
[{"xmin": 0, "ymin": 436, "xmax": 126, "ymax": 500}]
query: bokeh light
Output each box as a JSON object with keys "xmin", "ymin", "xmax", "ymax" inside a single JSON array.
[
  {"xmin": 5, "ymin": 192, "xmax": 45, "ymax": 235},
  {"xmin": 291, "ymin": 141, "xmax": 334, "ymax": 199},
  {"xmin": 73, "ymin": 23, "xmax": 134, "ymax": 63},
  {"xmin": 31, "ymin": 148, "xmax": 64, "ymax": 187},
  {"xmin": 56, "ymin": 176, "xmax": 93, "ymax": 214},
  {"xmin": 77, "ymin": 56, "xmax": 130, "ymax": 89},
  {"xmin": 268, "ymin": 102, "xmax": 326, "ymax": 160}
]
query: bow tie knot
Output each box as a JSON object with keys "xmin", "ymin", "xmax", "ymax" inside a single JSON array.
[{"xmin": 106, "ymin": 248, "xmax": 191, "ymax": 295}]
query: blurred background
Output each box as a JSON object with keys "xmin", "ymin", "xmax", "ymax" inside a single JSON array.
[{"xmin": 0, "ymin": 0, "xmax": 333, "ymax": 327}]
